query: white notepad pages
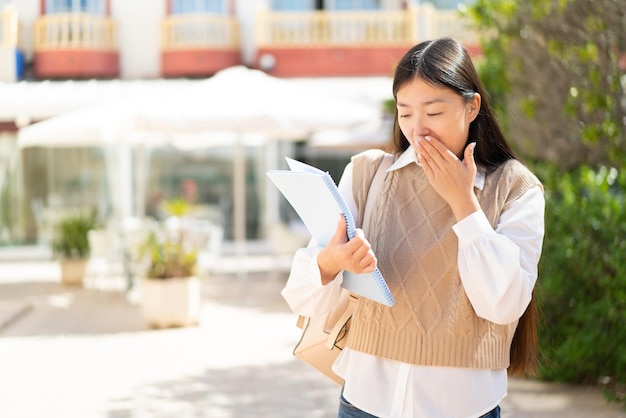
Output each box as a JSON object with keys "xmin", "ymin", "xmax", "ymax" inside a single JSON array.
[{"xmin": 267, "ymin": 158, "xmax": 395, "ymax": 307}]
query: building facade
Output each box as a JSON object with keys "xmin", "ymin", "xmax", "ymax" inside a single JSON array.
[{"xmin": 0, "ymin": 0, "xmax": 476, "ymax": 249}]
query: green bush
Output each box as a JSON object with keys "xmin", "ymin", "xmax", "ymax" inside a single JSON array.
[
  {"xmin": 51, "ymin": 211, "xmax": 98, "ymax": 259},
  {"xmin": 137, "ymin": 198, "xmax": 197, "ymax": 280},
  {"xmin": 138, "ymin": 231, "xmax": 197, "ymax": 279},
  {"xmin": 532, "ymin": 161, "xmax": 626, "ymax": 403}
]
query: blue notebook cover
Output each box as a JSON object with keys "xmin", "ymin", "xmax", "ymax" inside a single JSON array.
[{"xmin": 267, "ymin": 158, "xmax": 395, "ymax": 307}]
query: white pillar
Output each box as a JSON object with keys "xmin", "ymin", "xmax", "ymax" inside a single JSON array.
[{"xmin": 233, "ymin": 136, "xmax": 246, "ymax": 256}]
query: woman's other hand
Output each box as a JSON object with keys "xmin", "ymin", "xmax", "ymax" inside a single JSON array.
[
  {"xmin": 317, "ymin": 216, "xmax": 377, "ymax": 285},
  {"xmin": 414, "ymin": 136, "xmax": 481, "ymax": 221}
]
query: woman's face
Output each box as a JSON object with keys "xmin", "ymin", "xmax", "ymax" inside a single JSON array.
[{"xmin": 396, "ymin": 76, "xmax": 480, "ymax": 158}]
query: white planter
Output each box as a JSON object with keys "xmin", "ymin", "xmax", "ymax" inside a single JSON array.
[
  {"xmin": 59, "ymin": 259, "xmax": 87, "ymax": 286},
  {"xmin": 140, "ymin": 276, "xmax": 202, "ymax": 328}
]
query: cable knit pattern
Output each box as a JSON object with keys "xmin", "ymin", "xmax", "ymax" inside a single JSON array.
[{"xmin": 347, "ymin": 149, "xmax": 541, "ymax": 369}]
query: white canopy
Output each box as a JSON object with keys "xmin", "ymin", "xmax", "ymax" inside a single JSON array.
[
  {"xmin": 17, "ymin": 101, "xmax": 138, "ymax": 148},
  {"xmin": 135, "ymin": 66, "xmax": 382, "ymax": 138},
  {"xmin": 18, "ymin": 66, "xmax": 385, "ymax": 148}
]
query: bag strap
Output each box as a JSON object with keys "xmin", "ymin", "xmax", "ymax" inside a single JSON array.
[{"xmin": 325, "ymin": 293, "xmax": 359, "ymax": 349}]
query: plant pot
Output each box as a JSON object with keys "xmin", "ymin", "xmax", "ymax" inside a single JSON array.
[
  {"xmin": 59, "ymin": 259, "xmax": 88, "ymax": 286},
  {"xmin": 140, "ymin": 276, "xmax": 202, "ymax": 328}
]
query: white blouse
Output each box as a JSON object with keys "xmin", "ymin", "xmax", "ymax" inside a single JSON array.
[{"xmin": 281, "ymin": 149, "xmax": 545, "ymax": 418}]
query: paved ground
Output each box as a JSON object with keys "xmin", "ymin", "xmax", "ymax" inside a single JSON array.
[{"xmin": 0, "ymin": 260, "xmax": 624, "ymax": 418}]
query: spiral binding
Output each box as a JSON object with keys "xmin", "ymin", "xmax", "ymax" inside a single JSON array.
[{"xmin": 322, "ymin": 173, "xmax": 394, "ymax": 306}]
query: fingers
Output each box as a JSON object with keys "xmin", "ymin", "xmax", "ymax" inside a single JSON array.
[
  {"xmin": 416, "ymin": 135, "xmax": 457, "ymax": 164},
  {"xmin": 345, "ymin": 229, "xmax": 377, "ymax": 273},
  {"xmin": 415, "ymin": 136, "xmax": 439, "ymax": 177},
  {"xmin": 324, "ymin": 217, "xmax": 377, "ymax": 274},
  {"xmin": 464, "ymin": 142, "xmax": 477, "ymax": 168},
  {"xmin": 333, "ymin": 215, "xmax": 348, "ymax": 243},
  {"xmin": 358, "ymin": 251, "xmax": 377, "ymax": 273},
  {"xmin": 349, "ymin": 245, "xmax": 377, "ymax": 273},
  {"xmin": 317, "ymin": 216, "xmax": 351, "ymax": 282},
  {"xmin": 415, "ymin": 136, "xmax": 442, "ymax": 177}
]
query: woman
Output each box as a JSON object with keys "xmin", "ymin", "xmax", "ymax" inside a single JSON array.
[{"xmin": 282, "ymin": 37, "xmax": 545, "ymax": 418}]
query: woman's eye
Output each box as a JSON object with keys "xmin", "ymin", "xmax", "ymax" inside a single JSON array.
[
  {"xmin": 427, "ymin": 112, "xmax": 442, "ymax": 117},
  {"xmin": 399, "ymin": 114, "xmax": 410, "ymax": 119}
]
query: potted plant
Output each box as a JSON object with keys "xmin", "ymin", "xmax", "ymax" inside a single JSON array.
[
  {"xmin": 51, "ymin": 210, "xmax": 97, "ymax": 286},
  {"xmin": 137, "ymin": 198, "xmax": 201, "ymax": 328}
]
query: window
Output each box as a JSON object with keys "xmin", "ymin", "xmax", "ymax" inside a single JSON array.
[
  {"xmin": 430, "ymin": 0, "xmax": 474, "ymax": 10},
  {"xmin": 46, "ymin": 0, "xmax": 105, "ymax": 14},
  {"xmin": 327, "ymin": 0, "xmax": 380, "ymax": 10},
  {"xmin": 171, "ymin": 0, "xmax": 227, "ymax": 14},
  {"xmin": 272, "ymin": 0, "xmax": 382, "ymax": 10},
  {"xmin": 271, "ymin": 0, "xmax": 315, "ymax": 11}
]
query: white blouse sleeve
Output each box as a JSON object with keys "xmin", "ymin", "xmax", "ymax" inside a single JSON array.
[
  {"xmin": 453, "ymin": 186, "xmax": 545, "ymax": 325},
  {"xmin": 280, "ymin": 163, "xmax": 356, "ymax": 317}
]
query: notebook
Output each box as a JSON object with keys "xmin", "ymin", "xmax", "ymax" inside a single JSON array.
[{"xmin": 266, "ymin": 158, "xmax": 395, "ymax": 307}]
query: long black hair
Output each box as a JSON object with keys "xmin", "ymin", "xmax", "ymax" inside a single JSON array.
[{"xmin": 388, "ymin": 37, "xmax": 517, "ymax": 171}]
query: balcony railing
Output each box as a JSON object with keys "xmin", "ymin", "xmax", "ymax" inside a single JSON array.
[
  {"xmin": 33, "ymin": 13, "xmax": 117, "ymax": 50},
  {"xmin": 256, "ymin": 5, "xmax": 475, "ymax": 47},
  {"xmin": 420, "ymin": 6, "xmax": 472, "ymax": 41},
  {"xmin": 161, "ymin": 14, "xmax": 239, "ymax": 50},
  {"xmin": 0, "ymin": 5, "xmax": 19, "ymax": 47},
  {"xmin": 257, "ymin": 10, "xmax": 413, "ymax": 46}
]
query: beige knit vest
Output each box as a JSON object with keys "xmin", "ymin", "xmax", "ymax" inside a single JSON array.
[{"xmin": 347, "ymin": 149, "xmax": 542, "ymax": 369}]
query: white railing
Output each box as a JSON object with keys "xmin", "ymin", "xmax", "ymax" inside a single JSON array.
[
  {"xmin": 33, "ymin": 13, "xmax": 117, "ymax": 50},
  {"xmin": 256, "ymin": 4, "xmax": 476, "ymax": 47},
  {"xmin": 418, "ymin": 5, "xmax": 473, "ymax": 42},
  {"xmin": 0, "ymin": 5, "xmax": 18, "ymax": 47},
  {"xmin": 257, "ymin": 10, "xmax": 413, "ymax": 46},
  {"xmin": 161, "ymin": 14, "xmax": 239, "ymax": 50}
]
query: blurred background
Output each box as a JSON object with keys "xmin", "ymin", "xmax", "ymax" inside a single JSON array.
[
  {"xmin": 0, "ymin": 0, "xmax": 625, "ymax": 417},
  {"xmin": 0, "ymin": 0, "xmax": 476, "ymax": 253}
]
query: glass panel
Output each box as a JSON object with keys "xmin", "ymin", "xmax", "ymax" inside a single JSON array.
[
  {"xmin": 0, "ymin": 133, "xmax": 19, "ymax": 245},
  {"xmin": 328, "ymin": 0, "xmax": 380, "ymax": 10},
  {"xmin": 82, "ymin": 0, "xmax": 105, "ymax": 14},
  {"xmin": 19, "ymin": 147, "xmax": 109, "ymax": 246},
  {"xmin": 46, "ymin": 0, "xmax": 104, "ymax": 14},
  {"xmin": 172, "ymin": 0, "xmax": 225, "ymax": 14},
  {"xmin": 271, "ymin": 0, "xmax": 315, "ymax": 11},
  {"xmin": 146, "ymin": 143, "xmax": 264, "ymax": 241},
  {"xmin": 432, "ymin": 0, "xmax": 473, "ymax": 10},
  {"xmin": 46, "ymin": 0, "xmax": 71, "ymax": 13},
  {"xmin": 10, "ymin": 139, "xmax": 357, "ymax": 247}
]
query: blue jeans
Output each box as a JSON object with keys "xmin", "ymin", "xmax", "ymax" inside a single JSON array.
[
  {"xmin": 338, "ymin": 392, "xmax": 501, "ymax": 418},
  {"xmin": 479, "ymin": 405, "xmax": 501, "ymax": 418},
  {"xmin": 337, "ymin": 393, "xmax": 377, "ymax": 418}
]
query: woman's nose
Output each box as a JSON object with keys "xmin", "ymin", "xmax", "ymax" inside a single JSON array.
[{"xmin": 412, "ymin": 117, "xmax": 428, "ymax": 138}]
